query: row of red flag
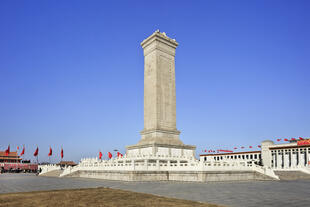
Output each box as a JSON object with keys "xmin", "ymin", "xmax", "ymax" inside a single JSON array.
[
  {"xmin": 276, "ymin": 137, "xmax": 305, "ymax": 142},
  {"xmin": 4, "ymin": 145, "xmax": 64, "ymax": 159},
  {"xmin": 99, "ymin": 151, "xmax": 123, "ymax": 159},
  {"xmin": 202, "ymin": 137, "xmax": 307, "ymax": 153},
  {"xmin": 4, "ymin": 145, "xmax": 122, "ymax": 160}
]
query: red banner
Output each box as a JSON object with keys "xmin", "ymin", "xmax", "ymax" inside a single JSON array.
[{"xmin": 297, "ymin": 139, "xmax": 310, "ymax": 146}]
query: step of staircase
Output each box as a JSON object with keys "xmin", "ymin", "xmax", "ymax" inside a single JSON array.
[
  {"xmin": 274, "ymin": 170, "xmax": 310, "ymax": 180},
  {"xmin": 40, "ymin": 169, "xmax": 63, "ymax": 177}
]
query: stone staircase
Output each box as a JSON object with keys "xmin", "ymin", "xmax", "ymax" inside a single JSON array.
[
  {"xmin": 40, "ymin": 169, "xmax": 63, "ymax": 177},
  {"xmin": 274, "ymin": 170, "xmax": 310, "ymax": 180}
]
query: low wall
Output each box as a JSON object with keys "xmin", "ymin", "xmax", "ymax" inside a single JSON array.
[
  {"xmin": 39, "ymin": 164, "xmax": 61, "ymax": 175},
  {"xmin": 65, "ymin": 170, "xmax": 276, "ymax": 182}
]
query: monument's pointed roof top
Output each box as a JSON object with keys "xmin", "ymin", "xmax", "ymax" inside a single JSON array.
[{"xmin": 141, "ymin": 30, "xmax": 178, "ymax": 48}]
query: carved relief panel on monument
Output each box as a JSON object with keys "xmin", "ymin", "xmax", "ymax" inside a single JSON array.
[
  {"xmin": 144, "ymin": 53, "xmax": 156, "ymax": 130},
  {"xmin": 157, "ymin": 54, "xmax": 176, "ymax": 131}
]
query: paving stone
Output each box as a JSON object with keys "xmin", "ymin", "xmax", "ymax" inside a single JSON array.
[{"xmin": 0, "ymin": 173, "xmax": 309, "ymax": 207}]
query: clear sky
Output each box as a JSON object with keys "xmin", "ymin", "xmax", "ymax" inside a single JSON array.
[{"xmin": 0, "ymin": 0, "xmax": 309, "ymax": 162}]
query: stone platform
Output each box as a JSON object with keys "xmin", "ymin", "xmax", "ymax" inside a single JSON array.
[
  {"xmin": 64, "ymin": 170, "xmax": 275, "ymax": 182},
  {"xmin": 48, "ymin": 154, "xmax": 279, "ymax": 181}
]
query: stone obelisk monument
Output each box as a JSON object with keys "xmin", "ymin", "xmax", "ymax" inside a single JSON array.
[{"xmin": 127, "ymin": 30, "xmax": 195, "ymax": 157}]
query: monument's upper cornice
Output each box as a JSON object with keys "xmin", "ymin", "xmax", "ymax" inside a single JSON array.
[{"xmin": 141, "ymin": 30, "xmax": 179, "ymax": 49}]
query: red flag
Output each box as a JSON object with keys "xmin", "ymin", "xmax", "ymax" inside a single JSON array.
[
  {"xmin": 299, "ymin": 137, "xmax": 304, "ymax": 140},
  {"xmin": 116, "ymin": 152, "xmax": 123, "ymax": 157},
  {"xmin": 291, "ymin": 138, "xmax": 296, "ymax": 141},
  {"xmin": 204, "ymin": 149, "xmax": 207, "ymax": 152},
  {"xmin": 33, "ymin": 147, "xmax": 39, "ymax": 157},
  {"xmin": 108, "ymin": 152, "xmax": 112, "ymax": 159},
  {"xmin": 284, "ymin": 138, "xmax": 289, "ymax": 141},
  {"xmin": 258, "ymin": 145, "xmax": 261, "ymax": 148},
  {"xmin": 20, "ymin": 146, "xmax": 25, "ymax": 156},
  {"xmin": 249, "ymin": 146, "xmax": 253, "ymax": 148},
  {"xmin": 48, "ymin": 147, "xmax": 52, "ymax": 157},
  {"xmin": 61, "ymin": 148, "xmax": 64, "ymax": 159},
  {"xmin": 99, "ymin": 151, "xmax": 102, "ymax": 160},
  {"xmin": 276, "ymin": 139, "xmax": 281, "ymax": 142},
  {"xmin": 5, "ymin": 145, "xmax": 10, "ymax": 156},
  {"xmin": 17, "ymin": 146, "xmax": 19, "ymax": 150}
]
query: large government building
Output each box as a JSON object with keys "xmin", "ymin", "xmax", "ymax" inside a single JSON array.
[{"xmin": 200, "ymin": 139, "xmax": 310, "ymax": 170}]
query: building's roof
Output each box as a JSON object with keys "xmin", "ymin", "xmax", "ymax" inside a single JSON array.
[
  {"xmin": 58, "ymin": 161, "xmax": 77, "ymax": 166},
  {"xmin": 269, "ymin": 145, "xmax": 310, "ymax": 150},
  {"xmin": 200, "ymin": 150, "xmax": 261, "ymax": 156},
  {"xmin": 0, "ymin": 151, "xmax": 19, "ymax": 157}
]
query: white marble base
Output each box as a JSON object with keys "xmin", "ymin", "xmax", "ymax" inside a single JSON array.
[{"xmin": 126, "ymin": 143, "xmax": 196, "ymax": 158}]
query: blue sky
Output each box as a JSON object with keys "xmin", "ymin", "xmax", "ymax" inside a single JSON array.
[{"xmin": 0, "ymin": 0, "xmax": 309, "ymax": 162}]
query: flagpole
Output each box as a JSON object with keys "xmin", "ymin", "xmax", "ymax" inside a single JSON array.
[
  {"xmin": 49, "ymin": 146, "xmax": 50, "ymax": 164},
  {"xmin": 22, "ymin": 144, "xmax": 25, "ymax": 162},
  {"xmin": 37, "ymin": 145, "xmax": 39, "ymax": 164},
  {"xmin": 61, "ymin": 146, "xmax": 63, "ymax": 163}
]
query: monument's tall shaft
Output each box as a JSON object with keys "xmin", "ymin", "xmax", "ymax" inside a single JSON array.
[
  {"xmin": 126, "ymin": 30, "xmax": 195, "ymax": 156},
  {"xmin": 142, "ymin": 30, "xmax": 178, "ymax": 132},
  {"xmin": 139, "ymin": 30, "xmax": 183, "ymax": 146}
]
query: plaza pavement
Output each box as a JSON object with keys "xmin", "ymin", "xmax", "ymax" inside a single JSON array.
[{"xmin": 0, "ymin": 173, "xmax": 309, "ymax": 207}]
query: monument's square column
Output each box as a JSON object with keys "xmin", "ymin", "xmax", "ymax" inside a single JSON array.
[{"xmin": 126, "ymin": 30, "xmax": 196, "ymax": 157}]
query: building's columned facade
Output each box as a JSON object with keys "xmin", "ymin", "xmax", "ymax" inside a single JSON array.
[{"xmin": 200, "ymin": 139, "xmax": 310, "ymax": 170}]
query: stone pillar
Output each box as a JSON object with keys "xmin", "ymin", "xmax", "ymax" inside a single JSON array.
[
  {"xmin": 280, "ymin": 151, "xmax": 284, "ymax": 168},
  {"xmin": 144, "ymin": 159, "xmax": 148, "ymax": 170},
  {"xmin": 289, "ymin": 149, "xmax": 292, "ymax": 168},
  {"xmin": 177, "ymin": 160, "xmax": 180, "ymax": 167},
  {"xmin": 297, "ymin": 149, "xmax": 300, "ymax": 166},
  {"xmin": 167, "ymin": 160, "xmax": 171, "ymax": 167},
  {"xmin": 292, "ymin": 151, "xmax": 297, "ymax": 168},
  {"xmin": 284, "ymin": 152, "xmax": 288, "ymax": 169},
  {"xmin": 303, "ymin": 149, "xmax": 306, "ymax": 166},
  {"xmin": 156, "ymin": 160, "xmax": 160, "ymax": 170},
  {"xmin": 126, "ymin": 30, "xmax": 196, "ymax": 157},
  {"xmin": 306, "ymin": 148, "xmax": 309, "ymax": 166},
  {"xmin": 300, "ymin": 149, "xmax": 305, "ymax": 166},
  {"xmin": 276, "ymin": 150, "xmax": 281, "ymax": 168},
  {"xmin": 139, "ymin": 30, "xmax": 183, "ymax": 146},
  {"xmin": 261, "ymin": 140, "xmax": 274, "ymax": 168}
]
